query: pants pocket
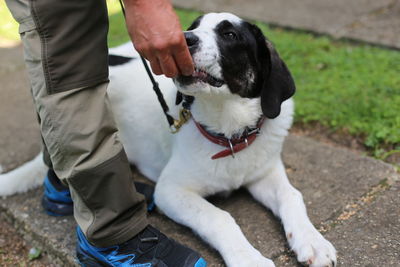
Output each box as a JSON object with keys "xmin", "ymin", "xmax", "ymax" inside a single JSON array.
[{"xmin": 29, "ymin": 0, "xmax": 109, "ymax": 94}]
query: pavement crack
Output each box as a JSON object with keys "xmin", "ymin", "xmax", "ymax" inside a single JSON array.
[{"xmin": 318, "ymin": 177, "xmax": 393, "ymax": 233}]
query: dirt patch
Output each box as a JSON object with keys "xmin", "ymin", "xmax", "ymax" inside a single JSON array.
[{"xmin": 0, "ymin": 216, "xmax": 51, "ymax": 267}]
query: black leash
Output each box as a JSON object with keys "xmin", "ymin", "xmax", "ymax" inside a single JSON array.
[{"xmin": 118, "ymin": 0, "xmax": 176, "ymax": 128}]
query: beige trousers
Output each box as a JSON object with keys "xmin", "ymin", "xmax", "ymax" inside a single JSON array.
[{"xmin": 6, "ymin": 0, "xmax": 148, "ymax": 247}]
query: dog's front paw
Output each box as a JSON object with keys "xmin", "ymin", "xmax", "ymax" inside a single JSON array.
[{"xmin": 288, "ymin": 229, "xmax": 336, "ymax": 267}]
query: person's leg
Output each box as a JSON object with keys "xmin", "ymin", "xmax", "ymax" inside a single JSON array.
[
  {"xmin": 5, "ymin": 0, "xmax": 147, "ymax": 247},
  {"xmin": 32, "ymin": 110, "xmax": 73, "ymax": 216},
  {"xmin": 37, "ymin": 112, "xmax": 155, "ymax": 217},
  {"xmin": 6, "ymin": 1, "xmax": 206, "ymax": 266}
]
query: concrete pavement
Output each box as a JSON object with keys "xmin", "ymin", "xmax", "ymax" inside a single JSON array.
[
  {"xmin": 172, "ymin": 0, "xmax": 400, "ymax": 49},
  {"xmin": 1, "ymin": 1, "xmax": 400, "ymax": 265},
  {"xmin": 0, "ymin": 45, "xmax": 399, "ymax": 266}
]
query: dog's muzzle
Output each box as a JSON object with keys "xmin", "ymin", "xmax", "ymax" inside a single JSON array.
[{"xmin": 185, "ymin": 31, "xmax": 200, "ymax": 54}]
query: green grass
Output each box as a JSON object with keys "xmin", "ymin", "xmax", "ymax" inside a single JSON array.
[
  {"xmin": 254, "ymin": 24, "xmax": 400, "ymax": 151},
  {"xmin": 0, "ymin": 2, "xmax": 19, "ymax": 41},
  {"xmin": 1, "ymin": 1, "xmax": 399, "ymax": 154}
]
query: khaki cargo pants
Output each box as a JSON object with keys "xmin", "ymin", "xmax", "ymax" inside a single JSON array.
[{"xmin": 6, "ymin": 0, "xmax": 148, "ymax": 247}]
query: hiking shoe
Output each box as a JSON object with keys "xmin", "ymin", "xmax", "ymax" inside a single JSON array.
[
  {"xmin": 76, "ymin": 225, "xmax": 207, "ymax": 267},
  {"xmin": 42, "ymin": 169, "xmax": 73, "ymax": 216}
]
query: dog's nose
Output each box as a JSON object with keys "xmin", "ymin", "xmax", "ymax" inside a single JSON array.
[{"xmin": 184, "ymin": 32, "xmax": 199, "ymax": 50}]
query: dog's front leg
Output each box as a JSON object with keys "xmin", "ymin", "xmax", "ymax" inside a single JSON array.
[
  {"xmin": 155, "ymin": 180, "xmax": 276, "ymax": 267},
  {"xmin": 247, "ymin": 159, "xmax": 337, "ymax": 267}
]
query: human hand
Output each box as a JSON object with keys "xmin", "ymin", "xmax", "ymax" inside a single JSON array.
[{"xmin": 123, "ymin": 0, "xmax": 194, "ymax": 77}]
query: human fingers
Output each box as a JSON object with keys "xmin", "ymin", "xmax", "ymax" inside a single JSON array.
[
  {"xmin": 172, "ymin": 41, "xmax": 194, "ymax": 76},
  {"xmin": 148, "ymin": 57, "xmax": 163, "ymax": 75},
  {"xmin": 157, "ymin": 52, "xmax": 179, "ymax": 78}
]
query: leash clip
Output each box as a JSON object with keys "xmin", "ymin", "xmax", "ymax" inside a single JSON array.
[{"xmin": 170, "ymin": 108, "xmax": 192, "ymax": 134}]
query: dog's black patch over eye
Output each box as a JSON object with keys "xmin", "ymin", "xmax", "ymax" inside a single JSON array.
[
  {"xmin": 214, "ymin": 19, "xmax": 295, "ymax": 118},
  {"xmin": 223, "ymin": 32, "xmax": 237, "ymax": 40},
  {"xmin": 214, "ymin": 20, "xmax": 257, "ymax": 97},
  {"xmin": 216, "ymin": 21, "xmax": 240, "ymax": 39}
]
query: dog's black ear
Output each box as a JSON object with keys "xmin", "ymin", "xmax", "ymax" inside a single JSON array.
[
  {"xmin": 250, "ymin": 24, "xmax": 296, "ymax": 118},
  {"xmin": 175, "ymin": 91, "xmax": 183, "ymax": 105}
]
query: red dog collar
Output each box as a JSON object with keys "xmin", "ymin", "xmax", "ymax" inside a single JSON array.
[{"xmin": 194, "ymin": 117, "xmax": 265, "ymax": 160}]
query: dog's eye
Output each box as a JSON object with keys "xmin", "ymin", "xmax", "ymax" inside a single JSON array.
[{"xmin": 223, "ymin": 32, "xmax": 237, "ymax": 40}]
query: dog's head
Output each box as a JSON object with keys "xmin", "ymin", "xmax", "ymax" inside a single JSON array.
[{"xmin": 175, "ymin": 13, "xmax": 295, "ymax": 119}]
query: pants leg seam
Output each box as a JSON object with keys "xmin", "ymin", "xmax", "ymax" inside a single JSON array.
[
  {"xmin": 50, "ymin": 75, "xmax": 109, "ymax": 94},
  {"xmin": 29, "ymin": 0, "xmax": 54, "ymax": 94}
]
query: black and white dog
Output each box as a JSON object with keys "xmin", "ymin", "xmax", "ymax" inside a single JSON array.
[{"xmin": 0, "ymin": 13, "xmax": 336, "ymax": 267}]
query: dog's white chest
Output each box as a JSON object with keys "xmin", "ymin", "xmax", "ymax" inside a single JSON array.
[{"xmin": 163, "ymin": 121, "xmax": 286, "ymax": 195}]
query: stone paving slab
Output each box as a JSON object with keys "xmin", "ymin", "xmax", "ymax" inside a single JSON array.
[
  {"xmin": 1, "ymin": 47, "xmax": 399, "ymax": 266},
  {"xmin": 0, "ymin": 46, "xmax": 40, "ymax": 172},
  {"xmin": 1, "ymin": 134, "xmax": 398, "ymax": 266},
  {"xmin": 325, "ymin": 181, "xmax": 400, "ymax": 266},
  {"xmin": 335, "ymin": 0, "xmax": 400, "ymax": 48},
  {"xmin": 172, "ymin": 0, "xmax": 400, "ymax": 49},
  {"xmin": 283, "ymin": 136, "xmax": 399, "ymax": 224}
]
